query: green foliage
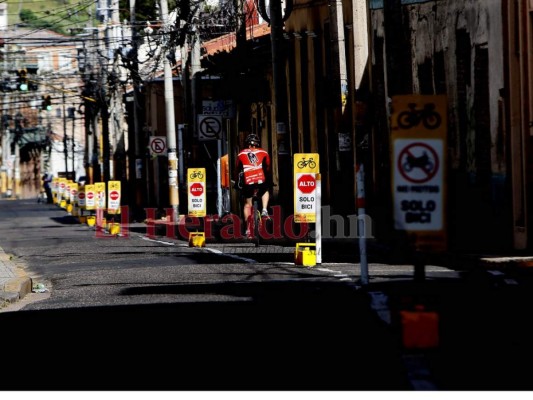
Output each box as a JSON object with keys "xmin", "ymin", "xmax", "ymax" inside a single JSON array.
[
  {"xmin": 19, "ymin": 9, "xmax": 37, "ymax": 23},
  {"xmin": 12, "ymin": 0, "xmax": 185, "ymax": 36},
  {"xmin": 9, "ymin": 0, "xmax": 95, "ymax": 36},
  {"xmin": 118, "ymin": 0, "xmax": 186, "ymax": 24}
]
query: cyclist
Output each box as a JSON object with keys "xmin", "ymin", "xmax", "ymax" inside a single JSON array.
[
  {"xmin": 42, "ymin": 173, "xmax": 53, "ymax": 204},
  {"xmin": 235, "ymin": 133, "xmax": 272, "ymax": 238}
]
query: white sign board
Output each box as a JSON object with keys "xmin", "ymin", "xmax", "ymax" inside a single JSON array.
[
  {"xmin": 197, "ymin": 115, "xmax": 222, "ymax": 141},
  {"xmin": 149, "ymin": 136, "xmax": 167, "ymax": 156},
  {"xmin": 295, "ymin": 173, "xmax": 317, "ymax": 217},
  {"xmin": 393, "ymin": 138, "xmax": 444, "ymax": 231},
  {"xmin": 187, "ymin": 168, "xmax": 206, "ymax": 217}
]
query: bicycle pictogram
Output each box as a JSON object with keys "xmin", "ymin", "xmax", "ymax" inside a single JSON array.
[
  {"xmin": 189, "ymin": 170, "xmax": 204, "ymax": 179},
  {"xmin": 297, "ymin": 157, "xmax": 317, "ymax": 169},
  {"xmin": 397, "ymin": 102, "xmax": 442, "ymax": 130}
]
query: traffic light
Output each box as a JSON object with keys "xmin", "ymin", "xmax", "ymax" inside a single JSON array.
[
  {"xmin": 42, "ymin": 95, "xmax": 52, "ymax": 111},
  {"xmin": 17, "ymin": 69, "xmax": 28, "ymax": 91}
]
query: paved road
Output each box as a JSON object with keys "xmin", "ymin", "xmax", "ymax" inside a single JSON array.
[{"xmin": 1, "ymin": 199, "xmax": 533, "ymax": 391}]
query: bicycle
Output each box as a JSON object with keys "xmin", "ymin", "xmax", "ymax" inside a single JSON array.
[
  {"xmin": 246, "ymin": 187, "xmax": 262, "ymax": 247},
  {"xmin": 397, "ymin": 102, "xmax": 442, "ymax": 130},
  {"xmin": 244, "ymin": 186, "xmax": 274, "ymax": 247},
  {"xmin": 297, "ymin": 157, "xmax": 317, "ymax": 169},
  {"xmin": 189, "ymin": 171, "xmax": 204, "ymax": 179}
]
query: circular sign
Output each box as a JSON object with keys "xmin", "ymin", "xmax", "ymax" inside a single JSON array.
[
  {"xmin": 398, "ymin": 142, "xmax": 439, "ymax": 184},
  {"xmin": 297, "ymin": 174, "xmax": 316, "ymax": 194},
  {"xmin": 110, "ymin": 190, "xmax": 120, "ymax": 201},
  {"xmin": 78, "ymin": 192, "xmax": 86, "ymax": 199},
  {"xmin": 150, "ymin": 137, "xmax": 166, "ymax": 154},
  {"xmin": 87, "ymin": 192, "xmax": 94, "ymax": 200},
  {"xmin": 190, "ymin": 183, "xmax": 204, "ymax": 196},
  {"xmin": 199, "ymin": 116, "xmax": 222, "ymax": 139}
]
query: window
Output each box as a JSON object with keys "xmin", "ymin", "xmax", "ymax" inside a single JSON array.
[
  {"xmin": 59, "ymin": 52, "xmax": 72, "ymax": 70},
  {"xmin": 38, "ymin": 54, "xmax": 52, "ymax": 72}
]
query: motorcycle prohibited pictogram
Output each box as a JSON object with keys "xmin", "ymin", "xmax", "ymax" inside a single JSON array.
[{"xmin": 398, "ymin": 142, "xmax": 439, "ymax": 184}]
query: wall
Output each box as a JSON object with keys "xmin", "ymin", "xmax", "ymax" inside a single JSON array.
[{"xmin": 370, "ymin": 0, "xmax": 510, "ymax": 251}]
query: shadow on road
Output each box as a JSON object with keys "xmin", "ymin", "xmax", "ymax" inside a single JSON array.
[{"xmin": 2, "ymin": 286, "xmax": 409, "ymax": 391}]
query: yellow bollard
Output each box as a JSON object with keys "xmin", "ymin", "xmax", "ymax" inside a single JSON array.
[
  {"xmin": 86, "ymin": 216, "xmax": 96, "ymax": 227},
  {"xmin": 66, "ymin": 203, "xmax": 73, "ymax": 213},
  {"xmin": 109, "ymin": 223, "xmax": 121, "ymax": 235},
  {"xmin": 189, "ymin": 232, "xmax": 205, "ymax": 247},
  {"xmin": 294, "ymin": 243, "xmax": 317, "ymax": 267},
  {"xmin": 60, "ymin": 199, "xmax": 66, "ymax": 209}
]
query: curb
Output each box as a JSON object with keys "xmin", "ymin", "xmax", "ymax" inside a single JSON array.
[
  {"xmin": 0, "ymin": 249, "xmax": 32, "ymax": 307},
  {"xmin": 1, "ymin": 276, "xmax": 33, "ymax": 303}
]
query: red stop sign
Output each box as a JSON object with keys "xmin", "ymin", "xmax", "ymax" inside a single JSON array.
[
  {"xmin": 78, "ymin": 192, "xmax": 86, "ymax": 199},
  {"xmin": 297, "ymin": 174, "xmax": 316, "ymax": 194},
  {"xmin": 87, "ymin": 192, "xmax": 94, "ymax": 200},
  {"xmin": 190, "ymin": 183, "xmax": 204, "ymax": 196},
  {"xmin": 110, "ymin": 190, "xmax": 120, "ymax": 201}
]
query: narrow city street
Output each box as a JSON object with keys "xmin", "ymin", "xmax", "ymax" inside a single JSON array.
[{"xmin": 2, "ymin": 199, "xmax": 533, "ymax": 391}]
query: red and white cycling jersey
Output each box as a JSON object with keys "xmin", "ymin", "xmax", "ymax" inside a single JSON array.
[{"xmin": 237, "ymin": 147, "xmax": 270, "ymax": 185}]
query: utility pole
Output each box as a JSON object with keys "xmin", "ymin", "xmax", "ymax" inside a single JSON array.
[
  {"xmin": 71, "ymin": 110, "xmax": 75, "ymax": 176},
  {"xmin": 129, "ymin": 0, "xmax": 145, "ymax": 218},
  {"xmin": 269, "ymin": 0, "xmax": 291, "ymax": 205},
  {"xmin": 160, "ymin": 0, "xmax": 179, "ymax": 221},
  {"xmin": 97, "ymin": 1, "xmax": 111, "ymax": 184},
  {"xmin": 1, "ymin": 93, "xmax": 10, "ymax": 197},
  {"xmin": 101, "ymin": 86, "xmax": 111, "ymax": 183},
  {"xmin": 62, "ymin": 89, "xmax": 69, "ymax": 177}
]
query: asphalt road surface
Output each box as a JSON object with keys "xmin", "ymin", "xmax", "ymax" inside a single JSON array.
[{"xmin": 2, "ymin": 200, "xmax": 533, "ymax": 391}]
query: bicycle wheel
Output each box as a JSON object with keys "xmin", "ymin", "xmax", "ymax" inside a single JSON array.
[
  {"xmin": 422, "ymin": 112, "xmax": 442, "ymax": 129},
  {"xmin": 253, "ymin": 199, "xmax": 261, "ymax": 247},
  {"xmin": 397, "ymin": 111, "xmax": 415, "ymax": 129}
]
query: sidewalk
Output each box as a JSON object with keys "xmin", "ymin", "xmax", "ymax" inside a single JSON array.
[{"xmin": 0, "ymin": 247, "xmax": 32, "ymax": 305}]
